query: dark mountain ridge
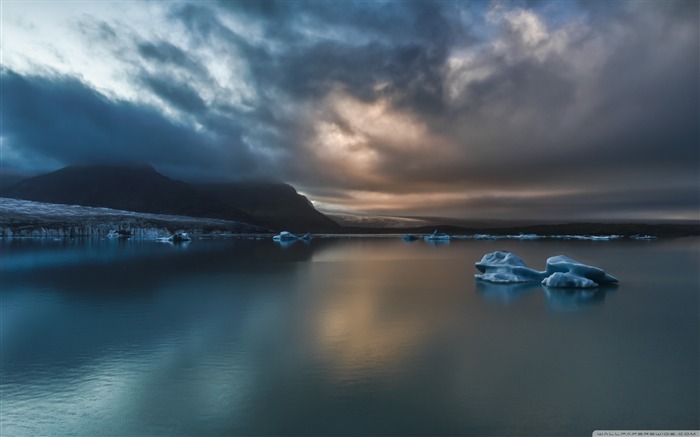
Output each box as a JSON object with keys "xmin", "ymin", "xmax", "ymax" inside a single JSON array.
[
  {"xmin": 200, "ymin": 181, "xmax": 339, "ymax": 231},
  {"xmin": 4, "ymin": 164, "xmax": 338, "ymax": 231}
]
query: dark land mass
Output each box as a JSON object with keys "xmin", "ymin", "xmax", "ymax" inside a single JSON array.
[
  {"xmin": 2, "ymin": 164, "xmax": 697, "ymax": 238},
  {"xmin": 3, "ymin": 164, "xmax": 339, "ymax": 232},
  {"xmin": 199, "ymin": 182, "xmax": 340, "ymax": 232},
  {"xmin": 4, "ymin": 164, "xmax": 253, "ymax": 223},
  {"xmin": 336, "ymin": 223, "xmax": 700, "ymax": 238},
  {"xmin": 1, "ymin": 196, "xmax": 697, "ymax": 238}
]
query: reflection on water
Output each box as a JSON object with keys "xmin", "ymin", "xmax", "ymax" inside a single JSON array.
[
  {"xmin": 1, "ymin": 237, "xmax": 698, "ymax": 436},
  {"xmin": 475, "ymin": 281, "xmax": 541, "ymax": 304},
  {"xmin": 476, "ymin": 279, "xmax": 618, "ymax": 311},
  {"xmin": 543, "ymin": 286, "xmax": 616, "ymax": 312},
  {"xmin": 425, "ymin": 239, "xmax": 451, "ymax": 246},
  {"xmin": 273, "ymin": 238, "xmax": 310, "ymax": 248}
]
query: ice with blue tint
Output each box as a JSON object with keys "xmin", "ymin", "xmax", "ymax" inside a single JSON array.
[
  {"xmin": 475, "ymin": 251, "xmax": 618, "ymax": 288},
  {"xmin": 474, "ymin": 251, "xmax": 547, "ymax": 283},
  {"xmin": 542, "ymin": 272, "xmax": 598, "ymax": 288},
  {"xmin": 424, "ymin": 230, "xmax": 451, "ymax": 241},
  {"xmin": 544, "ymin": 255, "xmax": 618, "ymax": 286}
]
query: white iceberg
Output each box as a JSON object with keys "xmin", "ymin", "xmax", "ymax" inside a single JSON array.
[
  {"xmin": 168, "ymin": 232, "xmax": 191, "ymax": 242},
  {"xmin": 474, "ymin": 251, "xmax": 618, "ymax": 288},
  {"xmin": 474, "ymin": 251, "xmax": 547, "ymax": 283},
  {"xmin": 424, "ymin": 230, "xmax": 451, "ymax": 241},
  {"xmin": 542, "ymin": 272, "xmax": 598, "ymax": 288},
  {"xmin": 273, "ymin": 231, "xmax": 298, "ymax": 241},
  {"xmin": 544, "ymin": 255, "xmax": 618, "ymax": 285},
  {"xmin": 273, "ymin": 231, "xmax": 311, "ymax": 242},
  {"xmin": 631, "ymin": 234, "xmax": 656, "ymax": 240}
]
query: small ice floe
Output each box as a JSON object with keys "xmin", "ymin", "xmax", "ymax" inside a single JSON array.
[
  {"xmin": 581, "ymin": 235, "xmax": 623, "ymax": 241},
  {"xmin": 106, "ymin": 229, "xmax": 133, "ymax": 239},
  {"xmin": 403, "ymin": 234, "xmax": 420, "ymax": 241},
  {"xmin": 273, "ymin": 231, "xmax": 311, "ymax": 242},
  {"xmin": 168, "ymin": 232, "xmax": 191, "ymax": 242},
  {"xmin": 424, "ymin": 230, "xmax": 451, "ymax": 241},
  {"xmin": 273, "ymin": 231, "xmax": 298, "ymax": 242},
  {"xmin": 474, "ymin": 251, "xmax": 618, "ymax": 288},
  {"xmin": 630, "ymin": 234, "xmax": 657, "ymax": 240},
  {"xmin": 472, "ymin": 234, "xmax": 541, "ymax": 240},
  {"xmin": 469, "ymin": 234, "xmax": 623, "ymax": 240}
]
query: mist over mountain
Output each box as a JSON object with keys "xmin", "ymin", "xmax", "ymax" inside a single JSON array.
[{"xmin": 3, "ymin": 164, "xmax": 337, "ymax": 231}]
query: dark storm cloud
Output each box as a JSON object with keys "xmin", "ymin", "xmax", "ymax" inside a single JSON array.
[
  {"xmin": 1, "ymin": 70, "xmax": 261, "ymax": 179},
  {"xmin": 4, "ymin": 0, "xmax": 698, "ymax": 219},
  {"xmin": 332, "ymin": 0, "xmax": 699, "ymax": 197},
  {"xmin": 139, "ymin": 73, "xmax": 207, "ymax": 114},
  {"xmin": 138, "ymin": 41, "xmax": 192, "ymax": 68},
  {"xmin": 171, "ymin": 1, "xmax": 467, "ymax": 107},
  {"xmin": 136, "ymin": 41, "xmax": 211, "ymax": 78}
]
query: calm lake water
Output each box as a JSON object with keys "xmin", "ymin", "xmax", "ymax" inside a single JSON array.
[{"xmin": 1, "ymin": 237, "xmax": 698, "ymax": 436}]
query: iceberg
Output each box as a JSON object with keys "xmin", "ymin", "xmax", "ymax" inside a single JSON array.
[
  {"xmin": 474, "ymin": 251, "xmax": 618, "ymax": 288},
  {"xmin": 424, "ymin": 230, "xmax": 451, "ymax": 241},
  {"xmin": 273, "ymin": 231, "xmax": 299, "ymax": 241},
  {"xmin": 631, "ymin": 234, "xmax": 656, "ymax": 240},
  {"xmin": 106, "ymin": 229, "xmax": 133, "ymax": 239},
  {"xmin": 541, "ymin": 272, "xmax": 598, "ymax": 288},
  {"xmin": 474, "ymin": 251, "xmax": 547, "ymax": 283},
  {"xmin": 273, "ymin": 231, "xmax": 311, "ymax": 242},
  {"xmin": 544, "ymin": 255, "xmax": 618, "ymax": 285},
  {"xmin": 465, "ymin": 233, "xmax": 625, "ymax": 240},
  {"xmin": 168, "ymin": 232, "xmax": 191, "ymax": 242}
]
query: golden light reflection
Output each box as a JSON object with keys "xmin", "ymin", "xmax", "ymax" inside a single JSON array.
[{"xmin": 308, "ymin": 260, "xmax": 459, "ymax": 380}]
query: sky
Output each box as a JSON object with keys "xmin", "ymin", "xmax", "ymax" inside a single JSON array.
[{"xmin": 2, "ymin": 0, "xmax": 698, "ymax": 221}]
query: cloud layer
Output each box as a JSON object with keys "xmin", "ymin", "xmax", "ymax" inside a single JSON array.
[{"xmin": 2, "ymin": 1, "xmax": 698, "ymax": 219}]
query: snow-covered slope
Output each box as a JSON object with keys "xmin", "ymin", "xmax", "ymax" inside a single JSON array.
[{"xmin": 0, "ymin": 197, "xmax": 263, "ymax": 238}]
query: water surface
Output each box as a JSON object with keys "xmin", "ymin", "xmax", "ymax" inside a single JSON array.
[{"xmin": 1, "ymin": 237, "xmax": 698, "ymax": 436}]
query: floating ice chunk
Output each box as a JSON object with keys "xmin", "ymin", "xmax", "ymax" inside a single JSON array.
[
  {"xmin": 168, "ymin": 232, "xmax": 191, "ymax": 242},
  {"xmin": 476, "ymin": 251, "xmax": 527, "ymax": 269},
  {"xmin": 545, "ymin": 255, "xmax": 618, "ymax": 285},
  {"xmin": 477, "ymin": 272, "xmax": 540, "ymax": 283},
  {"xmin": 474, "ymin": 251, "xmax": 547, "ymax": 284},
  {"xmin": 474, "ymin": 251, "xmax": 618, "ymax": 288},
  {"xmin": 631, "ymin": 234, "xmax": 656, "ymax": 240},
  {"xmin": 424, "ymin": 230, "xmax": 451, "ymax": 241},
  {"xmin": 273, "ymin": 231, "xmax": 298, "ymax": 241},
  {"xmin": 542, "ymin": 272, "xmax": 598, "ymax": 288}
]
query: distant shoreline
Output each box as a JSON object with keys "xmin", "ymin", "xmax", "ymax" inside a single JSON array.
[{"xmin": 2, "ymin": 197, "xmax": 698, "ymax": 239}]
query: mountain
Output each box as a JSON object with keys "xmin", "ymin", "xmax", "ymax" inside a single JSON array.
[
  {"xmin": 4, "ymin": 164, "xmax": 339, "ymax": 231},
  {"xmin": 5, "ymin": 164, "xmax": 253, "ymax": 223},
  {"xmin": 0, "ymin": 168, "xmax": 32, "ymax": 193},
  {"xmin": 200, "ymin": 181, "xmax": 340, "ymax": 231}
]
